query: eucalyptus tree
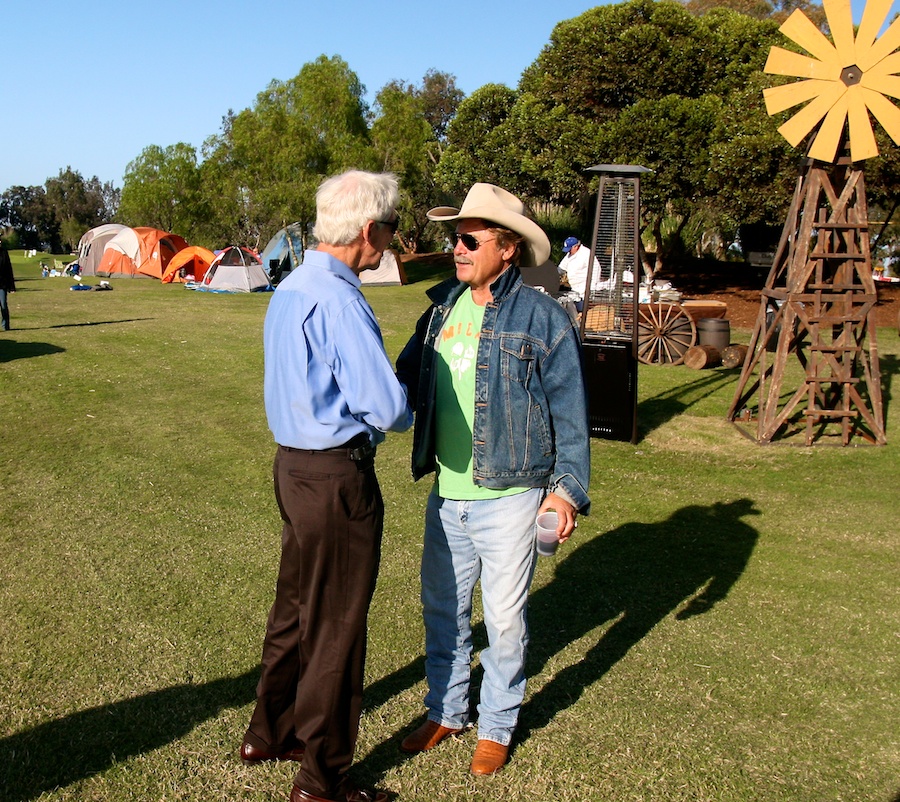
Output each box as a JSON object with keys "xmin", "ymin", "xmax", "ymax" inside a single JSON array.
[
  {"xmin": 370, "ymin": 70, "xmax": 464, "ymax": 251},
  {"xmin": 118, "ymin": 143, "xmax": 205, "ymax": 241},
  {"xmin": 201, "ymin": 55, "xmax": 376, "ymax": 248}
]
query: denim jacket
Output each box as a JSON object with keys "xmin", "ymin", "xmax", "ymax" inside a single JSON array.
[{"xmin": 396, "ymin": 265, "xmax": 591, "ymax": 514}]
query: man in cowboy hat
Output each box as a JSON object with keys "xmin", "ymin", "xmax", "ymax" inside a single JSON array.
[{"xmin": 396, "ymin": 183, "xmax": 590, "ymax": 775}]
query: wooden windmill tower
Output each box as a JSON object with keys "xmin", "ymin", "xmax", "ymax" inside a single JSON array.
[{"xmin": 727, "ymin": 0, "xmax": 899, "ymax": 445}]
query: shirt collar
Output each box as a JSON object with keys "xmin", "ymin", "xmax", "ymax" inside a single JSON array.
[{"xmin": 302, "ymin": 248, "xmax": 362, "ymax": 288}]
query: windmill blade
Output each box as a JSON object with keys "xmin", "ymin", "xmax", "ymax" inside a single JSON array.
[
  {"xmin": 865, "ymin": 51, "xmax": 900, "ymax": 80},
  {"xmin": 764, "ymin": 79, "xmax": 834, "ymax": 114},
  {"xmin": 846, "ymin": 89, "xmax": 879, "ymax": 161},
  {"xmin": 765, "ymin": 47, "xmax": 841, "ymax": 80},
  {"xmin": 862, "ymin": 86, "xmax": 900, "ymax": 144},
  {"xmin": 858, "ymin": 16, "xmax": 900, "ymax": 72},
  {"xmin": 809, "ymin": 93, "xmax": 849, "ymax": 162},
  {"xmin": 862, "ymin": 72, "xmax": 900, "ymax": 101},
  {"xmin": 778, "ymin": 81, "xmax": 847, "ymax": 146},
  {"xmin": 855, "ymin": 0, "xmax": 893, "ymax": 56},
  {"xmin": 779, "ymin": 9, "xmax": 838, "ymax": 63},
  {"xmin": 823, "ymin": 0, "xmax": 856, "ymax": 66}
]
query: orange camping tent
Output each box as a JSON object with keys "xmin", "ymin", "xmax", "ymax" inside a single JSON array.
[
  {"xmin": 96, "ymin": 227, "xmax": 188, "ymax": 278},
  {"xmin": 161, "ymin": 246, "xmax": 216, "ymax": 283}
]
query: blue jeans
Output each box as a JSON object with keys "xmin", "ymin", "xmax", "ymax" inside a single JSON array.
[{"xmin": 421, "ymin": 488, "xmax": 543, "ymax": 745}]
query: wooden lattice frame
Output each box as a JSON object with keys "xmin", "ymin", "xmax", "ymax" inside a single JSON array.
[{"xmin": 726, "ymin": 148, "xmax": 886, "ymax": 445}]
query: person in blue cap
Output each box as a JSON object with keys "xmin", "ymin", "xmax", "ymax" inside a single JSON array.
[{"xmin": 557, "ymin": 236, "xmax": 602, "ymax": 311}]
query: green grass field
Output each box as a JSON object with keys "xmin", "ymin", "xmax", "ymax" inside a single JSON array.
[{"xmin": 1, "ymin": 251, "xmax": 898, "ymax": 802}]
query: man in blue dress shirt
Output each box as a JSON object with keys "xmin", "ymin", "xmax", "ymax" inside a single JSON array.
[{"xmin": 241, "ymin": 170, "xmax": 412, "ymax": 802}]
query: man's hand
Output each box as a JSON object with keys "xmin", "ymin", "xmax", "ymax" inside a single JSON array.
[{"xmin": 538, "ymin": 492, "xmax": 577, "ymax": 542}]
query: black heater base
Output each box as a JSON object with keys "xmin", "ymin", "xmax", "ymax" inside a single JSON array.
[{"xmin": 581, "ymin": 340, "xmax": 637, "ymax": 443}]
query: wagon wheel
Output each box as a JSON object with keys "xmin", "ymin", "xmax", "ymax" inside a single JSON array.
[{"xmin": 637, "ymin": 303, "xmax": 697, "ymax": 365}]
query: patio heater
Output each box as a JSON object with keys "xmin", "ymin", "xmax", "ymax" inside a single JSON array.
[{"xmin": 578, "ymin": 164, "xmax": 651, "ymax": 443}]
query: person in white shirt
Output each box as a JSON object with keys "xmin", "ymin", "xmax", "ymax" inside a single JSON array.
[{"xmin": 557, "ymin": 237, "xmax": 602, "ymax": 310}]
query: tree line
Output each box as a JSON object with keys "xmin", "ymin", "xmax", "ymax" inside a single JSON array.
[{"xmin": 3, "ymin": 0, "xmax": 898, "ymax": 272}]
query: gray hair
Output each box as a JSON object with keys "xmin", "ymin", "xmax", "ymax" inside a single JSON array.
[{"xmin": 313, "ymin": 170, "xmax": 399, "ymax": 246}]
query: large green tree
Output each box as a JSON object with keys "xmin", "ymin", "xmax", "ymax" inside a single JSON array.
[
  {"xmin": 370, "ymin": 70, "xmax": 464, "ymax": 251},
  {"xmin": 435, "ymin": 84, "xmax": 519, "ymax": 200},
  {"xmin": 0, "ymin": 185, "xmax": 54, "ymax": 250},
  {"xmin": 118, "ymin": 144, "xmax": 205, "ymax": 241},
  {"xmin": 201, "ymin": 55, "xmax": 376, "ymax": 248},
  {"xmin": 2, "ymin": 170, "xmax": 117, "ymax": 252},
  {"xmin": 437, "ymin": 0, "xmax": 788, "ymax": 272},
  {"xmin": 45, "ymin": 167, "xmax": 117, "ymax": 251}
]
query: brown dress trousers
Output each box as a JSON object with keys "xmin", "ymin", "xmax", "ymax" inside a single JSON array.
[{"xmin": 244, "ymin": 444, "xmax": 383, "ymax": 797}]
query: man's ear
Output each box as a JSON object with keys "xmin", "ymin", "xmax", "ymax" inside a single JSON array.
[{"xmin": 499, "ymin": 240, "xmax": 517, "ymax": 264}]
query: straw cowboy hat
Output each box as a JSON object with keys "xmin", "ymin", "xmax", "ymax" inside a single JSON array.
[{"xmin": 427, "ymin": 183, "xmax": 550, "ymax": 267}]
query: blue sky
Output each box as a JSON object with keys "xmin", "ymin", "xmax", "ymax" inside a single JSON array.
[{"xmin": 2, "ymin": 0, "xmax": 880, "ymax": 191}]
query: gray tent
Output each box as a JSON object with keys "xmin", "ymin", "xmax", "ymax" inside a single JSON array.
[
  {"xmin": 260, "ymin": 223, "xmax": 304, "ymax": 284},
  {"xmin": 76, "ymin": 224, "xmax": 127, "ymax": 276}
]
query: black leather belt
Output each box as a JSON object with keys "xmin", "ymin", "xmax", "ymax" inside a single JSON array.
[{"xmin": 281, "ymin": 433, "xmax": 375, "ymax": 462}]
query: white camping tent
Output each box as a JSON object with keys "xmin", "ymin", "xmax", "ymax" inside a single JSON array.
[
  {"xmin": 199, "ymin": 246, "xmax": 271, "ymax": 292},
  {"xmin": 76, "ymin": 224, "xmax": 127, "ymax": 276},
  {"xmin": 360, "ymin": 248, "xmax": 407, "ymax": 286}
]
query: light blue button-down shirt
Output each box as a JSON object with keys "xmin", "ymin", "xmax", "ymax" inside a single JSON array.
[{"xmin": 263, "ymin": 249, "xmax": 412, "ymax": 449}]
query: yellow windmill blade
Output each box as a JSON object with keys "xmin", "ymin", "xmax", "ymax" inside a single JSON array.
[
  {"xmin": 764, "ymin": 79, "xmax": 834, "ymax": 114},
  {"xmin": 846, "ymin": 91, "xmax": 879, "ymax": 162},
  {"xmin": 855, "ymin": 0, "xmax": 894, "ymax": 57},
  {"xmin": 823, "ymin": 0, "xmax": 856, "ymax": 65},
  {"xmin": 778, "ymin": 9, "xmax": 838, "ymax": 64},
  {"xmin": 778, "ymin": 82, "xmax": 846, "ymax": 146},
  {"xmin": 764, "ymin": 1, "xmax": 900, "ymax": 162},
  {"xmin": 765, "ymin": 46, "xmax": 841, "ymax": 80},
  {"xmin": 865, "ymin": 51, "xmax": 900, "ymax": 80},
  {"xmin": 862, "ymin": 87, "xmax": 900, "ymax": 144},
  {"xmin": 862, "ymin": 72, "xmax": 900, "ymax": 101},
  {"xmin": 808, "ymin": 93, "xmax": 850, "ymax": 162},
  {"xmin": 857, "ymin": 15, "xmax": 900, "ymax": 71}
]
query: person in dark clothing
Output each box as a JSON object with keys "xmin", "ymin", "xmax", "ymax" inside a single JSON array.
[{"xmin": 0, "ymin": 243, "xmax": 16, "ymax": 331}]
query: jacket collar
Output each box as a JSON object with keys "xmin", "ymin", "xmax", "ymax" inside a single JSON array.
[{"xmin": 427, "ymin": 264, "xmax": 523, "ymax": 307}]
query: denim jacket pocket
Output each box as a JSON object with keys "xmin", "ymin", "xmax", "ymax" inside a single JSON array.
[{"xmin": 500, "ymin": 335, "xmax": 535, "ymax": 383}]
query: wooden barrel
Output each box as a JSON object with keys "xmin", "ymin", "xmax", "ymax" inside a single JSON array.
[
  {"xmin": 697, "ymin": 318, "xmax": 730, "ymax": 352},
  {"xmin": 721, "ymin": 343, "xmax": 749, "ymax": 369},
  {"xmin": 683, "ymin": 344, "xmax": 721, "ymax": 370}
]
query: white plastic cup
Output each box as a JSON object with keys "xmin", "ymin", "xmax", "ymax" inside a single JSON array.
[{"xmin": 536, "ymin": 512, "xmax": 560, "ymax": 557}]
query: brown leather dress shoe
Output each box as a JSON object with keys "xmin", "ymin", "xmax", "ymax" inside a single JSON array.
[
  {"xmin": 239, "ymin": 739, "xmax": 305, "ymax": 765},
  {"xmin": 470, "ymin": 739, "xmax": 509, "ymax": 775},
  {"xmin": 290, "ymin": 783, "xmax": 388, "ymax": 802},
  {"xmin": 399, "ymin": 719, "xmax": 463, "ymax": 753}
]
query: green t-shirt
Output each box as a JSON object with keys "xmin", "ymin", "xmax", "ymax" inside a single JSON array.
[{"xmin": 434, "ymin": 288, "xmax": 526, "ymax": 500}]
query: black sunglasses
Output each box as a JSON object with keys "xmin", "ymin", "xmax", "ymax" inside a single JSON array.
[
  {"xmin": 453, "ymin": 232, "xmax": 495, "ymax": 251},
  {"xmin": 376, "ymin": 218, "xmax": 399, "ymax": 234}
]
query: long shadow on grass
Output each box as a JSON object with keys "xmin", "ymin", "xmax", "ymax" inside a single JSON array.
[
  {"xmin": 879, "ymin": 354, "xmax": 898, "ymax": 427},
  {"xmin": 0, "ymin": 645, "xmax": 428, "ymax": 801},
  {"xmin": 353, "ymin": 499, "xmax": 760, "ymax": 786},
  {"xmin": 0, "ymin": 341, "xmax": 65, "ymax": 362},
  {"xmin": 0, "ymin": 669, "xmax": 260, "ymax": 801},
  {"xmin": 44, "ymin": 318, "xmax": 155, "ymax": 329},
  {"xmin": 637, "ymin": 370, "xmax": 736, "ymax": 438},
  {"xmin": 520, "ymin": 497, "xmax": 760, "ymax": 738}
]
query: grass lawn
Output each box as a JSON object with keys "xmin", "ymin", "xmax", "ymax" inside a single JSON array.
[{"xmin": 1, "ymin": 251, "xmax": 897, "ymax": 802}]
